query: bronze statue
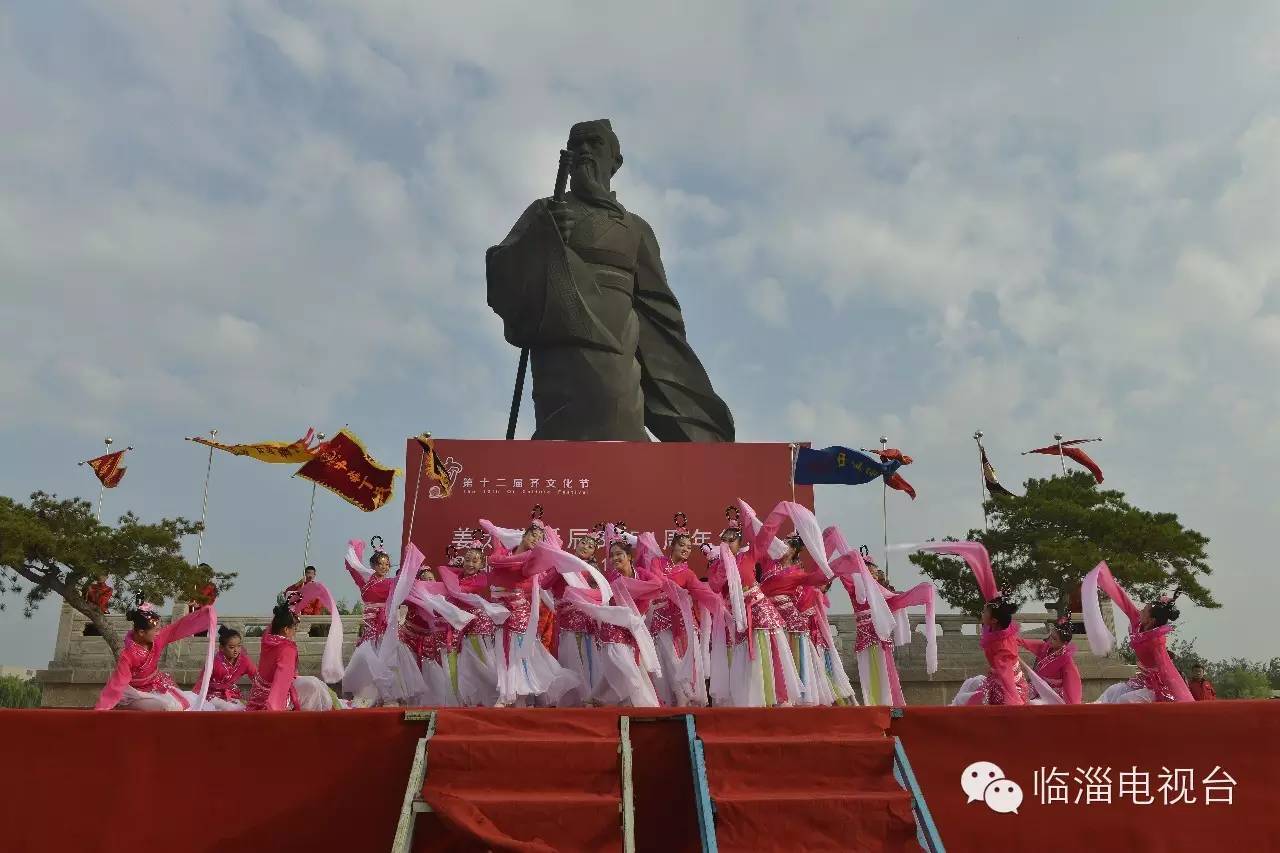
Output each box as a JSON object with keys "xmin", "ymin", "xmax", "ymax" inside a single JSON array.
[{"xmin": 487, "ymin": 119, "xmax": 735, "ymax": 442}]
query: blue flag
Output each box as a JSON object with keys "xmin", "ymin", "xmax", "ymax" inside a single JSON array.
[{"xmin": 793, "ymin": 446, "xmax": 901, "ymax": 486}]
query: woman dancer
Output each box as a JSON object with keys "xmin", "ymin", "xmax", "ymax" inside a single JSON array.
[
  {"xmin": 706, "ymin": 503, "xmax": 803, "ymax": 708},
  {"xmin": 200, "ymin": 625, "xmax": 257, "ymax": 710},
  {"xmin": 590, "ymin": 533, "xmax": 662, "ymax": 707},
  {"xmin": 399, "ymin": 566, "xmax": 454, "ymax": 706},
  {"xmin": 550, "ymin": 527, "xmax": 606, "ymax": 706},
  {"xmin": 636, "ymin": 514, "xmax": 719, "ymax": 707},
  {"xmin": 438, "ymin": 538, "xmax": 504, "ymax": 707},
  {"xmin": 246, "ymin": 602, "xmax": 343, "ymax": 711},
  {"xmin": 341, "ymin": 537, "xmax": 398, "ymax": 705},
  {"xmin": 481, "ymin": 506, "xmax": 582, "ymax": 706},
  {"xmin": 827, "ymin": 529, "xmax": 937, "ymax": 706},
  {"xmin": 752, "ymin": 509, "xmax": 831, "ymax": 706},
  {"xmin": 1019, "ymin": 615, "xmax": 1082, "ymax": 705},
  {"xmin": 96, "ymin": 596, "xmax": 217, "ymax": 712},
  {"xmin": 901, "ymin": 541, "xmax": 1028, "ymax": 706},
  {"xmin": 1084, "ymin": 562, "xmax": 1193, "ymax": 703}
]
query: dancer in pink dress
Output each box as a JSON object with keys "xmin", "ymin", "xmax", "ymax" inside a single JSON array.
[
  {"xmin": 340, "ymin": 537, "xmax": 399, "ymax": 705},
  {"xmin": 899, "ymin": 541, "xmax": 1028, "ymax": 706},
  {"xmin": 199, "ymin": 626, "xmax": 256, "ymax": 711},
  {"xmin": 827, "ymin": 528, "xmax": 938, "ymax": 706},
  {"xmin": 246, "ymin": 603, "xmax": 341, "ymax": 711},
  {"xmin": 438, "ymin": 538, "xmax": 505, "ymax": 707},
  {"xmin": 636, "ymin": 514, "xmax": 720, "ymax": 707},
  {"xmin": 399, "ymin": 568, "xmax": 453, "ymax": 706},
  {"xmin": 96, "ymin": 597, "xmax": 217, "ymax": 712},
  {"xmin": 1020, "ymin": 615, "xmax": 1082, "ymax": 704},
  {"xmin": 481, "ymin": 506, "xmax": 584, "ymax": 706},
  {"xmin": 590, "ymin": 531, "xmax": 663, "ymax": 707},
  {"xmin": 551, "ymin": 526, "xmax": 606, "ymax": 706},
  {"xmin": 1084, "ymin": 562, "xmax": 1193, "ymax": 703}
]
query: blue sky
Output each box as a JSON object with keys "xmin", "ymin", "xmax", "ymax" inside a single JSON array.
[{"xmin": 3, "ymin": 2, "xmax": 1279, "ymax": 667}]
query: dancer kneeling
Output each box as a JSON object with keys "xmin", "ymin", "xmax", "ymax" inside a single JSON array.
[
  {"xmin": 247, "ymin": 602, "xmax": 342, "ymax": 711},
  {"xmin": 96, "ymin": 596, "xmax": 216, "ymax": 711},
  {"xmin": 1085, "ymin": 562, "xmax": 1193, "ymax": 703},
  {"xmin": 199, "ymin": 625, "xmax": 256, "ymax": 710},
  {"xmin": 1020, "ymin": 615, "xmax": 1082, "ymax": 705}
]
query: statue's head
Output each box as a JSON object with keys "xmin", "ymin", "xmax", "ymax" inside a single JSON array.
[{"xmin": 568, "ymin": 119, "xmax": 623, "ymax": 191}]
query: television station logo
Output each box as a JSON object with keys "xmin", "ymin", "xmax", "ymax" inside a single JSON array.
[
  {"xmin": 961, "ymin": 760, "xmax": 1238, "ymax": 813},
  {"xmin": 962, "ymin": 761, "xmax": 1023, "ymax": 814}
]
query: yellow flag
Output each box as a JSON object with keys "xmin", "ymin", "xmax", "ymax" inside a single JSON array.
[{"xmin": 187, "ymin": 429, "xmax": 320, "ymax": 464}]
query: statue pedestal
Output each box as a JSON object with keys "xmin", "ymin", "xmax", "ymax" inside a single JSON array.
[{"xmin": 402, "ymin": 439, "xmax": 811, "ymax": 566}]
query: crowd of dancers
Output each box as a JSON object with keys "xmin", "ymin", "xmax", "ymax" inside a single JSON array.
[{"xmin": 94, "ymin": 499, "xmax": 1196, "ymax": 712}]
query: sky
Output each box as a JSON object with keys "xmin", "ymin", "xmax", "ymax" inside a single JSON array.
[{"xmin": 3, "ymin": 2, "xmax": 1279, "ymax": 668}]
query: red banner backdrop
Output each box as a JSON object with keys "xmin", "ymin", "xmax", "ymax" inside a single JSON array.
[{"xmin": 401, "ymin": 439, "xmax": 812, "ymax": 574}]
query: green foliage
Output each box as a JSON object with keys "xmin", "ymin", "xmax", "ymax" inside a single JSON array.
[
  {"xmin": 1207, "ymin": 659, "xmax": 1274, "ymax": 699},
  {"xmin": 0, "ymin": 675, "xmax": 42, "ymax": 709},
  {"xmin": 909, "ymin": 472, "xmax": 1217, "ymax": 615},
  {"xmin": 335, "ymin": 597, "xmax": 363, "ymax": 616},
  {"xmin": 0, "ymin": 491, "xmax": 237, "ymax": 656}
]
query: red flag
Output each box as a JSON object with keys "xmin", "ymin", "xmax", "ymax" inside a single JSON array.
[
  {"xmin": 295, "ymin": 429, "xmax": 399, "ymax": 512},
  {"xmin": 1025, "ymin": 442, "xmax": 1104, "ymax": 483},
  {"xmin": 876, "ymin": 448, "xmax": 914, "ymax": 466},
  {"xmin": 81, "ymin": 450, "xmax": 128, "ymax": 488},
  {"xmin": 886, "ymin": 472, "xmax": 917, "ymax": 500}
]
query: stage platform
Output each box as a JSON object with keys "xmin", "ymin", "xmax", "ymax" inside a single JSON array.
[{"xmin": 2, "ymin": 702, "xmax": 1277, "ymax": 852}]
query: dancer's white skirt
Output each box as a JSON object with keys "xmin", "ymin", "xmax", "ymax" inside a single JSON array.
[
  {"xmin": 1095, "ymin": 681, "xmax": 1153, "ymax": 704},
  {"xmin": 116, "ymin": 685, "xmax": 200, "ymax": 711},
  {"xmin": 495, "ymin": 627, "xmax": 580, "ymax": 706},
  {"xmin": 456, "ymin": 635, "xmax": 499, "ymax": 707},
  {"xmin": 555, "ymin": 629, "xmax": 601, "ymax": 707},
  {"xmin": 592, "ymin": 641, "xmax": 660, "ymax": 708},
  {"xmin": 709, "ymin": 628, "xmax": 802, "ymax": 708},
  {"xmin": 950, "ymin": 674, "xmax": 987, "ymax": 706},
  {"xmin": 651, "ymin": 630, "xmax": 707, "ymax": 707},
  {"xmin": 421, "ymin": 655, "xmax": 458, "ymax": 707}
]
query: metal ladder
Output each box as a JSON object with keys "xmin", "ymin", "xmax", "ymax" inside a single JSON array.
[
  {"xmin": 390, "ymin": 710, "xmax": 437, "ymax": 853},
  {"xmin": 890, "ymin": 708, "xmax": 945, "ymax": 852}
]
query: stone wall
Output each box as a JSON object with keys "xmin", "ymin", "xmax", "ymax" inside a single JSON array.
[{"xmin": 39, "ymin": 601, "xmax": 1137, "ymax": 707}]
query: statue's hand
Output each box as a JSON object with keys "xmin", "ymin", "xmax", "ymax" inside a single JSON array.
[{"xmin": 548, "ymin": 201, "xmax": 579, "ymax": 244}]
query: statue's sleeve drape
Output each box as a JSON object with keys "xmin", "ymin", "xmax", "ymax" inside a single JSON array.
[
  {"xmin": 486, "ymin": 200, "xmax": 619, "ymax": 352},
  {"xmin": 633, "ymin": 217, "xmax": 735, "ymax": 442}
]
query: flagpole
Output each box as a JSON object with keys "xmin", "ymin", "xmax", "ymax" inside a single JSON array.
[
  {"xmin": 301, "ymin": 433, "xmax": 325, "ymax": 568},
  {"xmin": 195, "ymin": 428, "xmax": 217, "ymax": 566},
  {"xmin": 788, "ymin": 443, "xmax": 797, "ymax": 503},
  {"xmin": 95, "ymin": 436, "xmax": 113, "ymax": 521},
  {"xmin": 974, "ymin": 430, "xmax": 987, "ymax": 531},
  {"xmin": 405, "ymin": 433, "xmax": 428, "ymax": 551},
  {"xmin": 880, "ymin": 435, "xmax": 889, "ymax": 583},
  {"xmin": 1054, "ymin": 432, "xmax": 1068, "ymax": 476}
]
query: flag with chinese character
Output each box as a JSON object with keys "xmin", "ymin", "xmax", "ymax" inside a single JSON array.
[
  {"xmin": 1024, "ymin": 439, "xmax": 1104, "ymax": 483},
  {"xmin": 793, "ymin": 446, "xmax": 915, "ymax": 498},
  {"xmin": 187, "ymin": 428, "xmax": 321, "ymax": 464},
  {"xmin": 81, "ymin": 449, "xmax": 129, "ymax": 488},
  {"xmin": 295, "ymin": 429, "xmax": 400, "ymax": 512},
  {"xmin": 979, "ymin": 444, "xmax": 1017, "ymax": 497},
  {"xmin": 414, "ymin": 434, "xmax": 455, "ymax": 497},
  {"xmin": 793, "ymin": 446, "xmax": 888, "ymax": 485}
]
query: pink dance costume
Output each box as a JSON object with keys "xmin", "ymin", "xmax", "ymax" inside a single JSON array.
[
  {"xmin": 902, "ymin": 541, "xmax": 1028, "ymax": 706},
  {"xmin": 481, "ymin": 516, "xmax": 584, "ymax": 706},
  {"xmin": 246, "ymin": 632, "xmax": 339, "ymax": 711},
  {"xmin": 635, "ymin": 532, "xmax": 719, "ymax": 707},
  {"xmin": 96, "ymin": 607, "xmax": 217, "ymax": 711},
  {"xmin": 438, "ymin": 565, "xmax": 505, "ymax": 707},
  {"xmin": 1084, "ymin": 562, "xmax": 1193, "ymax": 703},
  {"xmin": 1019, "ymin": 635, "xmax": 1083, "ymax": 704},
  {"xmin": 199, "ymin": 646, "xmax": 257, "ymax": 711}
]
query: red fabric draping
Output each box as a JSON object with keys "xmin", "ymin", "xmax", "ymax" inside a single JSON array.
[
  {"xmin": 890, "ymin": 701, "xmax": 1280, "ymax": 852},
  {"xmin": 0, "ymin": 709, "xmax": 420, "ymax": 853}
]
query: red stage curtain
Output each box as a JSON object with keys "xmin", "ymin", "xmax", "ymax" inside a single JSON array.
[{"xmin": 890, "ymin": 701, "xmax": 1280, "ymax": 853}]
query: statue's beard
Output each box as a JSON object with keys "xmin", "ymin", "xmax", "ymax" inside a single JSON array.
[{"xmin": 570, "ymin": 158, "xmax": 608, "ymax": 195}]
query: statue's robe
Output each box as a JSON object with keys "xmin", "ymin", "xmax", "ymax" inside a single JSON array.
[{"xmin": 487, "ymin": 191, "xmax": 735, "ymax": 442}]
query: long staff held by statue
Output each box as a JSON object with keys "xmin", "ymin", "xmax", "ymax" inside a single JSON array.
[{"xmin": 505, "ymin": 149, "xmax": 572, "ymax": 441}]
